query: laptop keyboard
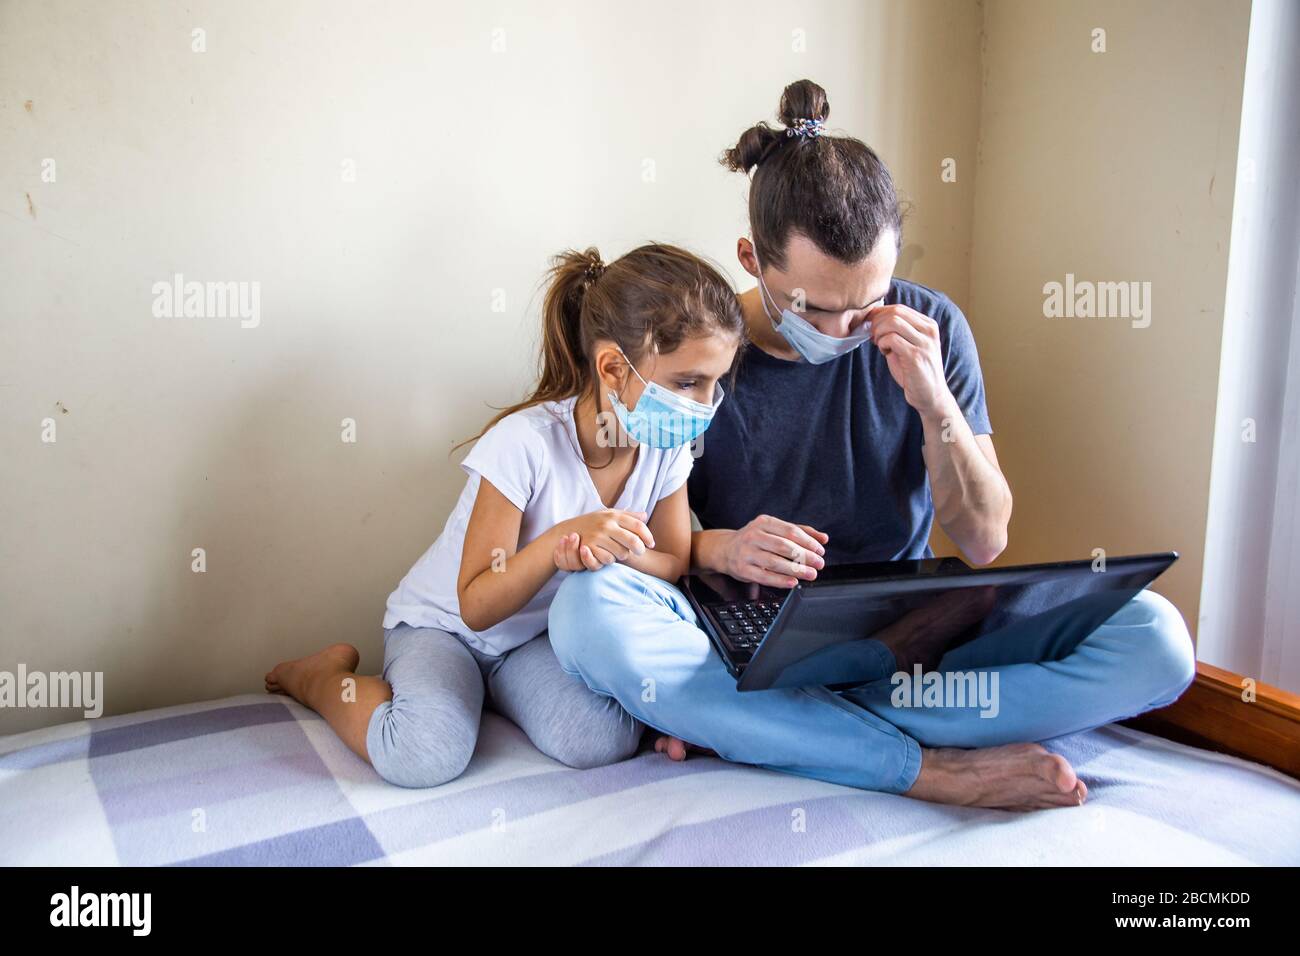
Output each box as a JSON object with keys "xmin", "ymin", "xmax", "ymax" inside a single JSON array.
[{"xmin": 711, "ymin": 600, "xmax": 783, "ymax": 649}]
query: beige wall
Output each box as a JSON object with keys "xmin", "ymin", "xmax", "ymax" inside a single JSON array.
[
  {"xmin": 1, "ymin": 0, "xmax": 1255, "ymax": 735},
  {"xmin": 961, "ymin": 0, "xmax": 1250, "ymax": 634},
  {"xmin": 1, "ymin": 0, "xmax": 983, "ymax": 732}
]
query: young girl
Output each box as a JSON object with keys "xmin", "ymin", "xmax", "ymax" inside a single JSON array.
[{"xmin": 265, "ymin": 243, "xmax": 743, "ymax": 787}]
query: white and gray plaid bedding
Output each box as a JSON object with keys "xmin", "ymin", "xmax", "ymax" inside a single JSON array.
[{"xmin": 3, "ymin": 693, "xmax": 1297, "ymax": 866}]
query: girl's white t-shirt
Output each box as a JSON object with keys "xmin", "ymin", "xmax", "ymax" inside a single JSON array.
[{"xmin": 383, "ymin": 396, "xmax": 694, "ymax": 657}]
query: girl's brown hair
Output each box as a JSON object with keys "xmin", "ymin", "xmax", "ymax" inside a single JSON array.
[
  {"xmin": 461, "ymin": 243, "xmax": 743, "ymax": 448},
  {"xmin": 722, "ymin": 78, "xmax": 902, "ymax": 271}
]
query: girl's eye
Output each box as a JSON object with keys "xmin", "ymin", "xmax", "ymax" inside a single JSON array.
[{"xmin": 676, "ymin": 381, "xmax": 698, "ymax": 391}]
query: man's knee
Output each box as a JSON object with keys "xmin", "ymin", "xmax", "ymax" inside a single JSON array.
[
  {"xmin": 1129, "ymin": 589, "xmax": 1197, "ymax": 703},
  {"xmin": 548, "ymin": 564, "xmax": 643, "ymax": 672},
  {"xmin": 548, "ymin": 573, "xmax": 595, "ymax": 672}
]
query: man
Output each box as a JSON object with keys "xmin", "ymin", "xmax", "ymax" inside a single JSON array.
[{"xmin": 548, "ymin": 80, "xmax": 1194, "ymax": 811}]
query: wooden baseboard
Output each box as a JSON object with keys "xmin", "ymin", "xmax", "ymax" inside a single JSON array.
[{"xmin": 1120, "ymin": 662, "xmax": 1300, "ymax": 779}]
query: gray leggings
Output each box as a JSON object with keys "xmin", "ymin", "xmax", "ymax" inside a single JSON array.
[{"xmin": 365, "ymin": 623, "xmax": 645, "ymax": 788}]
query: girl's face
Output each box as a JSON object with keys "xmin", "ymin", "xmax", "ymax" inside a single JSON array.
[{"xmin": 597, "ymin": 330, "xmax": 741, "ymax": 413}]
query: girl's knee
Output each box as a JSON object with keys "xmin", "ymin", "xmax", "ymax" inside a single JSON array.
[
  {"xmin": 366, "ymin": 702, "xmax": 478, "ymax": 789},
  {"xmin": 535, "ymin": 709, "xmax": 644, "ymax": 770}
]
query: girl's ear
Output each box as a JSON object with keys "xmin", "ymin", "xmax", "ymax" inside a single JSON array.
[{"xmin": 592, "ymin": 342, "xmax": 628, "ymax": 397}]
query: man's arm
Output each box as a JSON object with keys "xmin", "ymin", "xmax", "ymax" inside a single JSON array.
[
  {"xmin": 920, "ymin": 405, "xmax": 1012, "ymax": 565},
  {"xmin": 870, "ymin": 303, "xmax": 1012, "ymax": 566},
  {"xmin": 691, "ymin": 528, "xmax": 743, "ymax": 576}
]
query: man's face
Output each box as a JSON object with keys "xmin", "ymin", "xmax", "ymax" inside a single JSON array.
[{"xmin": 742, "ymin": 228, "xmax": 898, "ymax": 337}]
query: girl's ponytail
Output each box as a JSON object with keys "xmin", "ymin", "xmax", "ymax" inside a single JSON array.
[
  {"xmin": 458, "ymin": 248, "xmax": 606, "ymax": 445},
  {"xmin": 534, "ymin": 248, "xmax": 604, "ymax": 408}
]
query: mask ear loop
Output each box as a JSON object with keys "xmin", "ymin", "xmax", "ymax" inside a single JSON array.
[
  {"xmin": 590, "ymin": 345, "xmax": 645, "ymax": 468},
  {"xmin": 613, "ymin": 344, "xmax": 658, "ymax": 411},
  {"xmin": 751, "ymin": 245, "xmax": 785, "ymax": 330},
  {"xmin": 745, "ymin": 164, "xmax": 783, "ymax": 326}
]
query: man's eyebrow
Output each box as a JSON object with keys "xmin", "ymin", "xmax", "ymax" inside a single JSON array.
[{"xmin": 803, "ymin": 290, "xmax": 891, "ymax": 313}]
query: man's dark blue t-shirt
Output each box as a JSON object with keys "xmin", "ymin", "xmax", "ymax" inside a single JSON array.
[{"xmin": 688, "ymin": 278, "xmax": 993, "ymax": 564}]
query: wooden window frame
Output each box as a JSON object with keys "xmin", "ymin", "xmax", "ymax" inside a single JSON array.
[{"xmin": 1122, "ymin": 661, "xmax": 1300, "ymax": 779}]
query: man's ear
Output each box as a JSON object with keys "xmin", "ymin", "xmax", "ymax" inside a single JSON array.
[{"xmin": 736, "ymin": 237, "xmax": 760, "ymax": 279}]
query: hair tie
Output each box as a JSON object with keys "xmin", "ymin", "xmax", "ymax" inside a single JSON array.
[
  {"xmin": 786, "ymin": 117, "xmax": 824, "ymax": 140},
  {"xmin": 583, "ymin": 259, "xmax": 605, "ymax": 284}
]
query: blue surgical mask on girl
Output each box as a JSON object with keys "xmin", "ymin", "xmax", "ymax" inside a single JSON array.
[
  {"xmin": 754, "ymin": 251, "xmax": 877, "ymax": 364},
  {"xmin": 607, "ymin": 348, "xmax": 724, "ymax": 448}
]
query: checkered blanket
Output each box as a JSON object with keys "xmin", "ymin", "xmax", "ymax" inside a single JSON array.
[{"xmin": 3, "ymin": 693, "xmax": 1298, "ymax": 865}]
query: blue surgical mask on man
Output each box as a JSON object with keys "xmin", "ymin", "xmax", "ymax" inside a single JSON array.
[
  {"xmin": 608, "ymin": 347, "xmax": 724, "ymax": 448},
  {"xmin": 753, "ymin": 251, "xmax": 877, "ymax": 365}
]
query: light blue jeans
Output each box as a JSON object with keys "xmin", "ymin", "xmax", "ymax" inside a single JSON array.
[{"xmin": 547, "ymin": 562, "xmax": 1197, "ymax": 794}]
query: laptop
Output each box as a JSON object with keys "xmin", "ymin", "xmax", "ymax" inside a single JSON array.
[{"xmin": 678, "ymin": 552, "xmax": 1178, "ymax": 691}]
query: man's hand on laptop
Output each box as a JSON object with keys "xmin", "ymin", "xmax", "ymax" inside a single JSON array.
[{"xmin": 721, "ymin": 514, "xmax": 828, "ymax": 588}]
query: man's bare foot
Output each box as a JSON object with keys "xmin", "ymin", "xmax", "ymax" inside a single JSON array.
[
  {"xmin": 875, "ymin": 586, "xmax": 998, "ymax": 674},
  {"xmin": 905, "ymin": 742, "xmax": 1088, "ymax": 811},
  {"xmin": 653, "ymin": 735, "xmax": 717, "ymax": 762},
  {"xmin": 265, "ymin": 643, "xmax": 361, "ymax": 706}
]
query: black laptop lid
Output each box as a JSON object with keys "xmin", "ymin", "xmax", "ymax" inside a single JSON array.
[{"xmin": 736, "ymin": 552, "xmax": 1178, "ymax": 691}]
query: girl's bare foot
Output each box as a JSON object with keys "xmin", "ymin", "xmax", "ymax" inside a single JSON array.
[
  {"xmin": 265, "ymin": 643, "xmax": 361, "ymax": 706},
  {"xmin": 906, "ymin": 742, "xmax": 1088, "ymax": 811}
]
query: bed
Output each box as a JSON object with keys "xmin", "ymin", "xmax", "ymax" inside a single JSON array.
[{"xmin": 3, "ymin": 692, "xmax": 1298, "ymax": 866}]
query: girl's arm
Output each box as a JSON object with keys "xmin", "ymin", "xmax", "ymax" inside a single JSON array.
[
  {"xmin": 556, "ymin": 484, "xmax": 691, "ymax": 584},
  {"xmin": 622, "ymin": 484, "xmax": 691, "ymax": 582},
  {"xmin": 458, "ymin": 478, "xmax": 658, "ymax": 632},
  {"xmin": 456, "ymin": 478, "xmax": 565, "ymax": 633}
]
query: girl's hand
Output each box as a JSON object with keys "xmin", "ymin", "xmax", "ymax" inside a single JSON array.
[
  {"xmin": 553, "ymin": 531, "xmax": 600, "ymax": 572},
  {"xmin": 554, "ymin": 508, "xmax": 655, "ymax": 570}
]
